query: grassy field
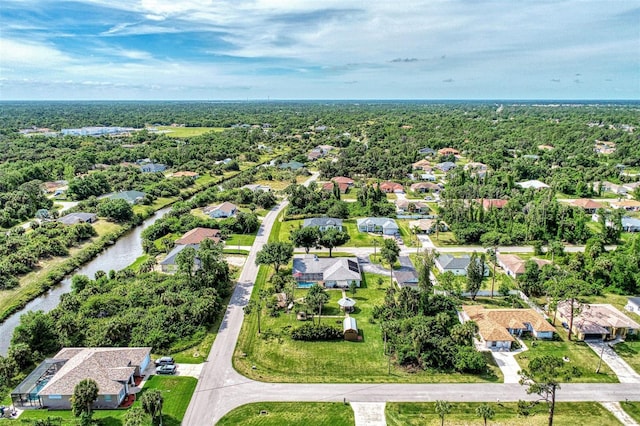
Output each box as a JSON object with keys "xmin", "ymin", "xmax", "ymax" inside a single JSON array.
[
  {"xmin": 278, "ymin": 219, "xmax": 384, "ymax": 248},
  {"xmin": 217, "ymin": 402, "xmax": 355, "ymax": 426},
  {"xmin": 233, "ymin": 267, "xmax": 502, "ymax": 383},
  {"xmin": 397, "ymin": 220, "xmax": 421, "ymax": 248},
  {"xmin": 515, "ymin": 330, "xmax": 618, "ymax": 383},
  {"xmin": 9, "ymin": 376, "xmax": 196, "ymax": 426},
  {"xmin": 386, "ymin": 402, "xmax": 621, "ymax": 426},
  {"xmin": 621, "ymin": 401, "xmax": 640, "ymax": 423},
  {"xmin": 429, "ymin": 231, "xmax": 458, "ymax": 246},
  {"xmin": 154, "ymin": 126, "xmax": 226, "ymax": 137},
  {"xmin": 226, "ymin": 233, "xmax": 257, "ymax": 246},
  {"xmin": 612, "ymin": 340, "xmax": 640, "ymax": 374}
]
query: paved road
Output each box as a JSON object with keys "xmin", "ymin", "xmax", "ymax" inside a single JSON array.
[{"xmin": 184, "ymin": 172, "xmax": 637, "ymax": 425}]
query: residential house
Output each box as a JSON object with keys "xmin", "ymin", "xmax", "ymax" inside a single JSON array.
[
  {"xmin": 42, "ymin": 180, "xmax": 68, "ymax": 194},
  {"xmin": 140, "ymin": 163, "xmax": 167, "ymax": 173},
  {"xmin": 516, "ymin": 180, "xmax": 550, "ymax": 190},
  {"xmin": 160, "ymin": 244, "xmax": 200, "ymax": 273},
  {"xmin": 420, "ymin": 173, "xmax": 437, "ymax": 181},
  {"xmin": 12, "ymin": 347, "xmax": 151, "ymax": 409},
  {"xmin": 356, "ymin": 217, "xmax": 399, "ymax": 235},
  {"xmin": 378, "ymin": 181, "xmax": 404, "ymax": 193},
  {"xmin": 395, "ymin": 199, "xmax": 429, "ymax": 214},
  {"xmin": 625, "ymin": 297, "xmax": 640, "ymax": 315},
  {"xmin": 393, "ymin": 256, "xmax": 419, "ymax": 288},
  {"xmin": 322, "ymin": 181, "xmax": 349, "ymax": 194},
  {"xmin": 435, "ymin": 161, "xmax": 456, "ymax": 172},
  {"xmin": 596, "ymin": 181, "xmax": 628, "ymax": 195},
  {"xmin": 302, "ymin": 217, "xmax": 343, "ymax": 231},
  {"xmin": 108, "ymin": 190, "xmax": 146, "ymax": 204},
  {"xmin": 279, "ymin": 161, "xmax": 305, "ymax": 170},
  {"xmin": 175, "ymin": 227, "xmax": 221, "ymax": 245},
  {"xmin": 204, "ymin": 202, "xmax": 238, "ymax": 218},
  {"xmin": 418, "ymin": 147, "xmax": 436, "ymax": 156},
  {"xmin": 497, "ymin": 254, "xmax": 551, "ymax": 279},
  {"xmin": 410, "ymin": 182, "xmax": 441, "ymax": 193},
  {"xmin": 571, "ymin": 198, "xmax": 605, "ymax": 214},
  {"xmin": 331, "ymin": 176, "xmax": 355, "ymax": 187},
  {"xmin": 462, "ymin": 306, "xmax": 555, "ymax": 351},
  {"xmin": 522, "ymin": 154, "xmax": 540, "ymax": 160},
  {"xmin": 242, "ymin": 184, "xmax": 271, "ymax": 192},
  {"xmin": 307, "ymin": 150, "xmax": 323, "ymax": 161},
  {"xmin": 622, "ymin": 217, "xmax": 640, "ymax": 232},
  {"xmin": 555, "ymin": 302, "xmax": 640, "ymax": 340},
  {"xmin": 477, "ymin": 199, "xmax": 508, "ymax": 210},
  {"xmin": 292, "ymin": 255, "xmax": 361, "ymax": 288},
  {"xmin": 412, "ymin": 159, "xmax": 432, "ymax": 171},
  {"xmin": 610, "ymin": 200, "xmax": 640, "ymax": 212},
  {"xmin": 594, "ymin": 140, "xmax": 616, "ymax": 155},
  {"xmin": 464, "ymin": 162, "xmax": 488, "ymax": 177},
  {"xmin": 538, "ymin": 144, "xmax": 554, "ymax": 150},
  {"xmin": 57, "ymin": 212, "xmax": 97, "ymax": 226},
  {"xmin": 438, "ymin": 147, "xmax": 459, "ymax": 156},
  {"xmin": 435, "ymin": 254, "xmax": 490, "ymax": 276},
  {"xmin": 409, "ymin": 218, "xmax": 447, "ymax": 234}
]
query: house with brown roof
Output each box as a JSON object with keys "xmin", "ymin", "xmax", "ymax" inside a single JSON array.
[
  {"xmin": 378, "ymin": 181, "xmax": 404, "ymax": 193},
  {"xmin": 410, "ymin": 182, "xmax": 441, "ymax": 193},
  {"xmin": 497, "ymin": 254, "xmax": 551, "ymax": 279},
  {"xmin": 462, "ymin": 306, "xmax": 555, "ymax": 351},
  {"xmin": 571, "ymin": 198, "xmax": 604, "ymax": 213},
  {"xmin": 322, "ymin": 181, "xmax": 349, "ymax": 194},
  {"xmin": 610, "ymin": 200, "xmax": 640, "ymax": 212},
  {"xmin": 12, "ymin": 347, "xmax": 151, "ymax": 409},
  {"xmin": 395, "ymin": 199, "xmax": 429, "ymax": 214},
  {"xmin": 409, "ymin": 218, "xmax": 448, "ymax": 234},
  {"xmin": 477, "ymin": 199, "xmax": 508, "ymax": 210},
  {"xmin": 175, "ymin": 227, "xmax": 221, "ymax": 245},
  {"xmin": 555, "ymin": 302, "xmax": 640, "ymax": 341},
  {"xmin": 331, "ymin": 176, "xmax": 355, "ymax": 187},
  {"xmin": 412, "ymin": 159, "xmax": 432, "ymax": 171},
  {"xmin": 438, "ymin": 147, "xmax": 459, "ymax": 156}
]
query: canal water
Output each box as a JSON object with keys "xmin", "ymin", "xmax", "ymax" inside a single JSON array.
[{"xmin": 0, "ymin": 206, "xmax": 172, "ymax": 355}]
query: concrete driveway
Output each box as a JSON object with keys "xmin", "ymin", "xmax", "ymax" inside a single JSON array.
[
  {"xmin": 586, "ymin": 340, "xmax": 640, "ymax": 383},
  {"xmin": 175, "ymin": 363, "xmax": 204, "ymax": 379}
]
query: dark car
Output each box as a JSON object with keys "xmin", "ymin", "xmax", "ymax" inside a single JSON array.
[
  {"xmin": 156, "ymin": 364, "xmax": 177, "ymax": 375},
  {"xmin": 154, "ymin": 356, "xmax": 175, "ymax": 366}
]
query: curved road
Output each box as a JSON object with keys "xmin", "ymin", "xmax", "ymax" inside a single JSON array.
[{"xmin": 183, "ymin": 175, "xmax": 638, "ymax": 425}]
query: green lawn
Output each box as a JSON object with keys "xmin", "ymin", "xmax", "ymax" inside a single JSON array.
[
  {"xmin": 515, "ymin": 330, "xmax": 618, "ymax": 383},
  {"xmin": 612, "ymin": 340, "xmax": 640, "ymax": 374},
  {"xmin": 10, "ymin": 376, "xmax": 196, "ymax": 426},
  {"xmin": 154, "ymin": 126, "xmax": 225, "ymax": 137},
  {"xmin": 429, "ymin": 231, "xmax": 458, "ymax": 246},
  {"xmin": 226, "ymin": 233, "xmax": 257, "ymax": 246},
  {"xmin": 217, "ymin": 402, "xmax": 355, "ymax": 426},
  {"xmin": 277, "ymin": 219, "xmax": 381, "ymax": 248},
  {"xmin": 233, "ymin": 267, "xmax": 502, "ymax": 383},
  {"xmin": 386, "ymin": 402, "xmax": 622, "ymax": 426},
  {"xmin": 397, "ymin": 220, "xmax": 421, "ymax": 248},
  {"xmin": 621, "ymin": 401, "xmax": 640, "ymax": 423}
]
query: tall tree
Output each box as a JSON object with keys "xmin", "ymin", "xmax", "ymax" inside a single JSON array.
[
  {"xmin": 519, "ymin": 355, "xmax": 579, "ymax": 426},
  {"xmin": 317, "ymin": 228, "xmax": 350, "ymax": 257},
  {"xmin": 434, "ymin": 400, "xmax": 451, "ymax": 426},
  {"xmin": 305, "ymin": 284, "xmax": 329, "ymax": 325},
  {"xmin": 290, "ymin": 226, "xmax": 320, "ymax": 254},
  {"xmin": 476, "ymin": 403, "xmax": 495, "ymax": 426},
  {"xmin": 255, "ymin": 242, "xmax": 294, "ymax": 273},
  {"xmin": 141, "ymin": 389, "xmax": 164, "ymax": 426},
  {"xmin": 465, "ymin": 252, "xmax": 485, "ymax": 300},
  {"xmin": 71, "ymin": 378, "xmax": 99, "ymax": 419},
  {"xmin": 417, "ymin": 249, "xmax": 436, "ymax": 292},
  {"xmin": 380, "ymin": 238, "xmax": 400, "ymax": 284}
]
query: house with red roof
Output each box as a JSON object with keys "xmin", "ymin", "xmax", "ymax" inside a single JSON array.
[{"xmin": 377, "ymin": 181, "xmax": 404, "ymax": 193}]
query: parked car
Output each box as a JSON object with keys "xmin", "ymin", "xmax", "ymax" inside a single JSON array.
[
  {"xmin": 155, "ymin": 356, "xmax": 175, "ymax": 366},
  {"xmin": 156, "ymin": 364, "xmax": 177, "ymax": 375}
]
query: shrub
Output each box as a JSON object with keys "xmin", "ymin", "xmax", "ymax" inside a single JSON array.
[{"xmin": 291, "ymin": 323, "xmax": 342, "ymax": 341}]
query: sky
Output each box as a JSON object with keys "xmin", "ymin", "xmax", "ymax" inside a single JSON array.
[{"xmin": 0, "ymin": 0, "xmax": 639, "ymax": 100}]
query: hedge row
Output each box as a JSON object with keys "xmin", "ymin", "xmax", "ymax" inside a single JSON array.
[{"xmin": 291, "ymin": 323, "xmax": 343, "ymax": 341}]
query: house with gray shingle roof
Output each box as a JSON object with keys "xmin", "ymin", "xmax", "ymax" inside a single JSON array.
[
  {"xmin": 356, "ymin": 217, "xmax": 399, "ymax": 235},
  {"xmin": 107, "ymin": 190, "xmax": 146, "ymax": 204},
  {"xmin": 435, "ymin": 254, "xmax": 490, "ymax": 276},
  {"xmin": 12, "ymin": 347, "xmax": 151, "ymax": 409},
  {"xmin": 57, "ymin": 212, "xmax": 97, "ymax": 225},
  {"xmin": 302, "ymin": 217, "xmax": 343, "ymax": 231},
  {"xmin": 292, "ymin": 255, "xmax": 361, "ymax": 288}
]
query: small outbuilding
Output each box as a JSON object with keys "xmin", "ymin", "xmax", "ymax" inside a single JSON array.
[{"xmin": 343, "ymin": 317, "xmax": 358, "ymax": 341}]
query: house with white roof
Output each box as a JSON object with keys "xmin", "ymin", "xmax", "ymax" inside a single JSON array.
[
  {"xmin": 292, "ymin": 255, "xmax": 361, "ymax": 288},
  {"xmin": 356, "ymin": 217, "xmax": 399, "ymax": 235},
  {"xmin": 516, "ymin": 180, "xmax": 550, "ymax": 190}
]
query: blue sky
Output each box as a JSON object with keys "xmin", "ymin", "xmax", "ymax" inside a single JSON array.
[{"xmin": 1, "ymin": 0, "xmax": 638, "ymax": 100}]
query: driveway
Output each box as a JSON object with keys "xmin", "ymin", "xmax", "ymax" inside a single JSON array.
[
  {"xmin": 586, "ymin": 340, "xmax": 640, "ymax": 383},
  {"xmin": 175, "ymin": 363, "xmax": 204, "ymax": 379},
  {"xmin": 491, "ymin": 350, "xmax": 524, "ymax": 384}
]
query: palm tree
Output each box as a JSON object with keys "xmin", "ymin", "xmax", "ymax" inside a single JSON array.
[{"xmin": 435, "ymin": 400, "xmax": 451, "ymax": 426}]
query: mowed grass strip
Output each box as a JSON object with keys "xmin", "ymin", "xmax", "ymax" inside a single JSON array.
[
  {"xmin": 217, "ymin": 402, "xmax": 355, "ymax": 426},
  {"xmin": 233, "ymin": 268, "xmax": 502, "ymax": 383},
  {"xmin": 154, "ymin": 126, "xmax": 225, "ymax": 137},
  {"xmin": 386, "ymin": 402, "xmax": 622, "ymax": 426},
  {"xmin": 621, "ymin": 401, "xmax": 640, "ymax": 423},
  {"xmin": 515, "ymin": 330, "xmax": 618, "ymax": 383},
  {"xmin": 612, "ymin": 340, "xmax": 640, "ymax": 374}
]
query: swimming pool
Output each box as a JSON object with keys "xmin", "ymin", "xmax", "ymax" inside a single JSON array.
[{"xmin": 297, "ymin": 282, "xmax": 316, "ymax": 288}]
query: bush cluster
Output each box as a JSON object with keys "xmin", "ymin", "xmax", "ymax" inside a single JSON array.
[{"xmin": 291, "ymin": 323, "xmax": 343, "ymax": 341}]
